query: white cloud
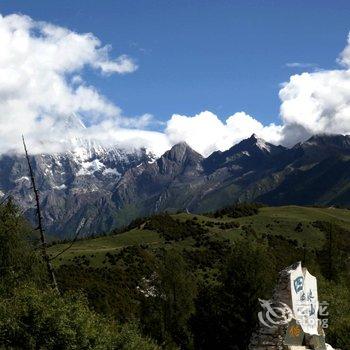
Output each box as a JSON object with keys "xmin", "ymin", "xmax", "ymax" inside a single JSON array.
[
  {"xmin": 97, "ymin": 54, "xmax": 138, "ymax": 74},
  {"xmin": 0, "ymin": 12, "xmax": 284, "ymax": 158},
  {"xmin": 119, "ymin": 113, "xmax": 155, "ymax": 129},
  {"xmin": 338, "ymin": 33, "xmax": 350, "ymax": 67},
  {"xmin": 164, "ymin": 33, "xmax": 350, "ymax": 155},
  {"xmin": 165, "ymin": 111, "xmax": 282, "ymax": 157},
  {"xmin": 0, "ymin": 13, "xmax": 139, "ymax": 154},
  {"xmin": 279, "ymin": 33, "xmax": 350, "ymax": 145},
  {"xmin": 84, "ymin": 123, "xmax": 171, "ymax": 157},
  {"xmin": 285, "ymin": 62, "xmax": 317, "ymax": 68}
]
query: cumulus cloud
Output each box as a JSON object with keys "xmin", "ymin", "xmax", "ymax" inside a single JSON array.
[
  {"xmin": 165, "ymin": 111, "xmax": 282, "ymax": 157},
  {"xmin": 0, "ymin": 13, "xmax": 142, "ymax": 154},
  {"xmin": 279, "ymin": 33, "xmax": 350, "ymax": 145},
  {"xmin": 84, "ymin": 123, "xmax": 171, "ymax": 156},
  {"xmin": 0, "ymin": 12, "xmax": 285, "ymax": 158}
]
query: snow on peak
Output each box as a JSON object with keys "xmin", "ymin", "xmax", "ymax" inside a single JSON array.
[
  {"xmin": 69, "ymin": 138, "xmax": 107, "ymax": 161},
  {"xmin": 53, "ymin": 184, "xmax": 67, "ymax": 190},
  {"xmin": 255, "ymin": 137, "xmax": 271, "ymax": 152},
  {"xmin": 77, "ymin": 159, "xmax": 105, "ymax": 176},
  {"xmin": 103, "ymin": 168, "xmax": 120, "ymax": 176},
  {"xmin": 15, "ymin": 176, "xmax": 30, "ymax": 182}
]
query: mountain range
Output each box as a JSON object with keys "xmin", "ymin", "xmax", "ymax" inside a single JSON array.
[
  {"xmin": 2, "ymin": 127, "xmax": 350, "ymax": 238},
  {"xmin": 113, "ymin": 133, "xmax": 350, "ymax": 220}
]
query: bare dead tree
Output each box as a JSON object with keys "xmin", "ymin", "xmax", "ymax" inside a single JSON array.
[{"xmin": 22, "ymin": 136, "xmax": 59, "ymax": 293}]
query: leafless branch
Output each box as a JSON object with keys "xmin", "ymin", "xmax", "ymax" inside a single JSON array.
[{"xmin": 22, "ymin": 135, "xmax": 59, "ymax": 294}]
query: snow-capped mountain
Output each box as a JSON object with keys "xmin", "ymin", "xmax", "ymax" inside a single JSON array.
[
  {"xmin": 0, "ymin": 115, "xmax": 154, "ymax": 237},
  {"xmin": 2, "ymin": 129, "xmax": 350, "ymax": 238}
]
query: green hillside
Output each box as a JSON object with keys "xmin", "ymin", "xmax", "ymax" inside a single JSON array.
[
  {"xmin": 48, "ymin": 205, "xmax": 350, "ymax": 267},
  {"xmin": 46, "ymin": 204, "xmax": 350, "ymax": 349}
]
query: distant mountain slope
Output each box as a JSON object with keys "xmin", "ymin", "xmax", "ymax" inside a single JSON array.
[
  {"xmin": 257, "ymin": 155, "xmax": 350, "ymax": 205},
  {"xmin": 203, "ymin": 134, "xmax": 288, "ymax": 173},
  {"xmin": 112, "ymin": 135, "xmax": 292, "ymax": 218}
]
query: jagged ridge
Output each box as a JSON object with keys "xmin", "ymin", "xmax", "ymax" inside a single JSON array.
[{"xmin": 2, "ymin": 131, "xmax": 350, "ymax": 237}]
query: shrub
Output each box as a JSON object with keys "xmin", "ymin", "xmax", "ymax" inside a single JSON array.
[
  {"xmin": 144, "ymin": 214, "xmax": 207, "ymax": 241},
  {"xmin": 0, "ymin": 200, "xmax": 45, "ymax": 290},
  {"xmin": 318, "ymin": 277, "xmax": 350, "ymax": 349},
  {"xmin": 211, "ymin": 203, "xmax": 262, "ymax": 219},
  {"xmin": 0, "ymin": 284, "xmax": 159, "ymax": 350}
]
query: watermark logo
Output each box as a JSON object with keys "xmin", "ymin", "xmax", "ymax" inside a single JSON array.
[
  {"xmin": 258, "ymin": 299, "xmax": 293, "ymax": 327},
  {"xmin": 319, "ymin": 301, "xmax": 329, "ymax": 329},
  {"xmin": 258, "ymin": 299, "xmax": 329, "ymax": 329}
]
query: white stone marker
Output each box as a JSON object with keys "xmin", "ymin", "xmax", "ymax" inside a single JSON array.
[{"xmin": 290, "ymin": 262, "xmax": 319, "ymax": 335}]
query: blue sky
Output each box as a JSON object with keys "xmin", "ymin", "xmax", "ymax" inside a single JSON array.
[
  {"xmin": 1, "ymin": 0, "xmax": 350, "ymax": 127},
  {"xmin": 2, "ymin": 1, "xmax": 350, "ymax": 157}
]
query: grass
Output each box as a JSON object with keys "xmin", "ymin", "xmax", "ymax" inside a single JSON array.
[
  {"xmin": 48, "ymin": 205, "xmax": 350, "ymax": 267},
  {"xmin": 49, "ymin": 229, "xmax": 162, "ymax": 267}
]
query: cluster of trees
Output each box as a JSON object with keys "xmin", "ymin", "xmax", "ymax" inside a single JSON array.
[
  {"xmin": 0, "ymin": 201, "xmax": 159, "ymax": 349},
  {"xmin": 1, "ymin": 199, "xmax": 349, "ymax": 349},
  {"xmin": 209, "ymin": 202, "xmax": 263, "ymax": 218},
  {"xmin": 144, "ymin": 214, "xmax": 207, "ymax": 241}
]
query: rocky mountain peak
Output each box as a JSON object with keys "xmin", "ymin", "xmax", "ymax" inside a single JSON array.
[
  {"xmin": 293, "ymin": 134, "xmax": 350, "ymax": 164},
  {"xmin": 211, "ymin": 134, "xmax": 280, "ymax": 161},
  {"xmin": 162, "ymin": 142, "xmax": 203, "ymax": 163},
  {"xmin": 302, "ymin": 133, "xmax": 350, "ymax": 149},
  {"xmin": 249, "ymin": 133, "xmax": 259, "ymax": 141},
  {"xmin": 238, "ymin": 134, "xmax": 273, "ymax": 153},
  {"xmin": 203, "ymin": 134, "xmax": 288, "ymax": 174}
]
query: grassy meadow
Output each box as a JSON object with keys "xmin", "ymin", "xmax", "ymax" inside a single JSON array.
[{"xmin": 48, "ymin": 205, "xmax": 350, "ymax": 267}]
